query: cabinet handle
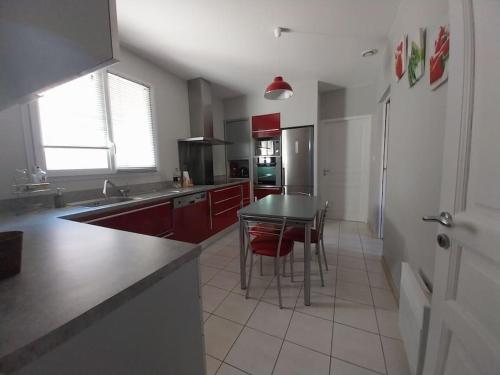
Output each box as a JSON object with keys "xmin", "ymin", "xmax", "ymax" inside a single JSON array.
[
  {"xmin": 213, "ymin": 195, "xmax": 242, "ymax": 205},
  {"xmin": 213, "ymin": 185, "xmax": 239, "ymax": 194},
  {"xmin": 85, "ymin": 201, "xmax": 172, "ymax": 223},
  {"xmin": 213, "ymin": 204, "xmax": 241, "ymax": 217}
]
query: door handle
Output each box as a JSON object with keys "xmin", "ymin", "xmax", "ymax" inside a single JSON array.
[{"xmin": 422, "ymin": 211, "xmax": 453, "ymax": 227}]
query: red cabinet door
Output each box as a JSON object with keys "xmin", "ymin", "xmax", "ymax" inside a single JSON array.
[
  {"xmin": 85, "ymin": 200, "xmax": 173, "ymax": 237},
  {"xmin": 252, "ymin": 113, "xmax": 281, "ymax": 138},
  {"xmin": 254, "ymin": 187, "xmax": 282, "ymax": 200},
  {"xmin": 172, "ymin": 199, "xmax": 211, "ymax": 244},
  {"xmin": 241, "ymin": 182, "xmax": 251, "ymax": 206},
  {"xmin": 209, "ymin": 185, "xmax": 243, "ymax": 234}
]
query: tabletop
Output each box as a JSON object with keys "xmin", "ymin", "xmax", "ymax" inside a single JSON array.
[{"xmin": 238, "ymin": 195, "xmax": 320, "ymax": 222}]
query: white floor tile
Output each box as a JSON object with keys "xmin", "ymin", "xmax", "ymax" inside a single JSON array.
[
  {"xmin": 232, "ymin": 276, "xmax": 271, "ymax": 299},
  {"xmin": 371, "ymin": 287, "xmax": 397, "ymax": 311},
  {"xmin": 201, "ymin": 265, "xmax": 220, "ymax": 284},
  {"xmin": 338, "ymin": 255, "xmax": 366, "ymax": 271},
  {"xmin": 381, "ymin": 336, "xmax": 411, "ymax": 375},
  {"xmin": 334, "ymin": 298, "xmax": 378, "ymax": 334},
  {"xmin": 225, "ymin": 327, "xmax": 282, "ymax": 375},
  {"xmin": 337, "ymin": 267, "xmax": 370, "ymax": 286},
  {"xmin": 203, "ymin": 311, "xmax": 211, "ymax": 322},
  {"xmin": 336, "ymin": 280, "xmax": 373, "ymax": 305},
  {"xmin": 202, "ymin": 285, "xmax": 230, "ymax": 313},
  {"xmin": 365, "ymin": 259, "xmax": 385, "ymax": 274},
  {"xmin": 247, "ymin": 301, "xmax": 293, "ymax": 338},
  {"xmin": 295, "ymin": 292, "xmax": 335, "ymax": 321},
  {"xmin": 204, "ymin": 315, "xmax": 243, "ymax": 360},
  {"xmin": 376, "ymin": 308, "xmax": 401, "ymax": 339},
  {"xmin": 216, "ymin": 363, "xmax": 247, "ymax": 375},
  {"xmin": 330, "ymin": 358, "xmax": 379, "ymax": 375},
  {"xmin": 274, "ymin": 341, "xmax": 330, "ymax": 375},
  {"xmin": 262, "ymin": 277, "xmax": 301, "ymax": 308},
  {"xmin": 368, "ymin": 272, "xmax": 390, "ymax": 290},
  {"xmin": 285, "ymin": 311, "xmax": 333, "ymax": 355},
  {"xmin": 214, "ymin": 292, "xmax": 258, "ymax": 324},
  {"xmin": 206, "ymin": 355, "xmax": 222, "ymax": 375},
  {"xmin": 331, "ymin": 323, "xmax": 386, "ymax": 374},
  {"xmin": 208, "ymin": 270, "xmax": 241, "ymax": 291},
  {"xmin": 201, "ymin": 254, "xmax": 233, "ymax": 269}
]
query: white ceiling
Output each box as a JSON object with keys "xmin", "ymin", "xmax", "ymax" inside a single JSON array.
[{"xmin": 116, "ymin": 0, "xmax": 401, "ymax": 98}]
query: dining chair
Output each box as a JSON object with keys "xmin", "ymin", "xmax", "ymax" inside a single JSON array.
[
  {"xmin": 244, "ymin": 217, "xmax": 294, "ymax": 309},
  {"xmin": 284, "ymin": 201, "xmax": 330, "ymax": 286}
]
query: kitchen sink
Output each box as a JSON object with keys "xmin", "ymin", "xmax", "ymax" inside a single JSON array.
[{"xmin": 72, "ymin": 196, "xmax": 141, "ymax": 208}]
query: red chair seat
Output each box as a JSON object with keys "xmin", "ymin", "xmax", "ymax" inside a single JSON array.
[
  {"xmin": 250, "ymin": 236, "xmax": 294, "ymax": 257},
  {"xmin": 284, "ymin": 227, "xmax": 319, "ymax": 243}
]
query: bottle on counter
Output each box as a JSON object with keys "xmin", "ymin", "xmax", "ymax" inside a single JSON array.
[
  {"xmin": 173, "ymin": 168, "xmax": 181, "ymax": 188},
  {"xmin": 53, "ymin": 188, "xmax": 66, "ymax": 208}
]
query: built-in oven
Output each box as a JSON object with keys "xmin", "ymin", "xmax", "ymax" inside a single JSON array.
[
  {"xmin": 253, "ymin": 156, "xmax": 282, "ymax": 187},
  {"xmin": 255, "ymin": 138, "xmax": 280, "ymax": 157}
]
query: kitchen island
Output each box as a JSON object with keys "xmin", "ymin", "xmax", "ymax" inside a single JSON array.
[{"xmin": 0, "ymin": 180, "xmax": 248, "ymax": 374}]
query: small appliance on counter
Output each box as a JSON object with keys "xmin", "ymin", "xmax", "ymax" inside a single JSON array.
[{"xmin": 229, "ymin": 160, "xmax": 249, "ymax": 178}]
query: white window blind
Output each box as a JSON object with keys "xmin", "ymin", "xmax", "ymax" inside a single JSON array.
[
  {"xmin": 38, "ymin": 73, "xmax": 110, "ymax": 170},
  {"xmin": 107, "ymin": 73, "xmax": 156, "ymax": 170}
]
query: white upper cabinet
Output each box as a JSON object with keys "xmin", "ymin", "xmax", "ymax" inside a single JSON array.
[{"xmin": 0, "ymin": 0, "xmax": 119, "ymax": 111}]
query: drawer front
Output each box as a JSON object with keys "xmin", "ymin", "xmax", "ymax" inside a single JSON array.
[
  {"xmin": 212, "ymin": 205, "xmax": 239, "ymax": 233},
  {"xmin": 212, "ymin": 195, "xmax": 242, "ymax": 216},
  {"xmin": 210, "ymin": 185, "xmax": 242, "ymax": 203},
  {"xmin": 241, "ymin": 182, "xmax": 250, "ymax": 199},
  {"xmin": 86, "ymin": 200, "xmax": 173, "ymax": 236}
]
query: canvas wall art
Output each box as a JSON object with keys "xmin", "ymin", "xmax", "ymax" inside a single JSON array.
[
  {"xmin": 395, "ymin": 35, "xmax": 407, "ymax": 81},
  {"xmin": 429, "ymin": 25, "xmax": 450, "ymax": 90},
  {"xmin": 408, "ymin": 28, "xmax": 426, "ymax": 87}
]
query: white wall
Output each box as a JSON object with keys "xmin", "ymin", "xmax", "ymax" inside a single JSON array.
[
  {"xmin": 380, "ymin": 0, "xmax": 449, "ymax": 290},
  {"xmin": 223, "ymin": 80, "xmax": 319, "ymax": 193},
  {"xmin": 319, "ymin": 85, "xmax": 377, "ymax": 120},
  {"xmin": 0, "ymin": 47, "xmax": 190, "ymax": 200}
]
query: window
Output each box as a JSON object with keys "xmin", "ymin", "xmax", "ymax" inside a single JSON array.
[{"xmin": 35, "ymin": 71, "xmax": 156, "ymax": 174}]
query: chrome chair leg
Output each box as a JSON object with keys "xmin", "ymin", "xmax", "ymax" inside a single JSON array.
[
  {"xmin": 321, "ymin": 238, "xmax": 328, "ymax": 271},
  {"xmin": 316, "ymin": 242, "xmax": 325, "ymax": 287},
  {"xmin": 283, "ymin": 254, "xmax": 287, "ymax": 277},
  {"xmin": 275, "ymin": 257, "xmax": 283, "ymax": 309},
  {"xmin": 260, "ymin": 256, "xmax": 263, "ymax": 276},
  {"xmin": 245, "ymin": 251, "xmax": 255, "ymax": 299},
  {"xmin": 290, "ymin": 249, "xmax": 294, "ymax": 282}
]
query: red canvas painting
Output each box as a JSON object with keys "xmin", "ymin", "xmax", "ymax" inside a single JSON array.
[
  {"xmin": 395, "ymin": 35, "xmax": 407, "ymax": 81},
  {"xmin": 429, "ymin": 25, "xmax": 450, "ymax": 90}
]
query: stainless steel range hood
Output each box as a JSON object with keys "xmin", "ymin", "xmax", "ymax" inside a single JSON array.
[{"xmin": 178, "ymin": 78, "xmax": 230, "ymax": 145}]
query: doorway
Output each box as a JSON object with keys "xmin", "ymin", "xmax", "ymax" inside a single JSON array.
[
  {"xmin": 379, "ymin": 97, "xmax": 390, "ymax": 238},
  {"xmin": 319, "ymin": 116, "xmax": 371, "ymax": 222}
]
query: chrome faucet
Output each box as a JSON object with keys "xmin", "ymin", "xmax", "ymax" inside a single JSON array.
[
  {"xmin": 103, "ymin": 179, "xmax": 129, "ymax": 199},
  {"xmin": 103, "ymin": 179, "xmax": 117, "ymax": 199}
]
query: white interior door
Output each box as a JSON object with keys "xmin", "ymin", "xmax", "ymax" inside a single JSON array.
[
  {"xmin": 423, "ymin": 0, "xmax": 500, "ymax": 374},
  {"xmin": 319, "ymin": 116, "xmax": 371, "ymax": 222}
]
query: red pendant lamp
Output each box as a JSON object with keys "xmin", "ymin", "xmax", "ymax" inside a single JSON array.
[
  {"xmin": 264, "ymin": 76, "xmax": 293, "ymax": 100},
  {"xmin": 265, "ymin": 27, "xmax": 293, "ymax": 100}
]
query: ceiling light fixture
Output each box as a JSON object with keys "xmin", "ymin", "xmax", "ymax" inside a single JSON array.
[
  {"xmin": 264, "ymin": 27, "xmax": 293, "ymax": 100},
  {"xmin": 361, "ymin": 49, "xmax": 378, "ymax": 58}
]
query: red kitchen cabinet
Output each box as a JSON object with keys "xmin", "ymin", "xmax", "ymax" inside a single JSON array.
[
  {"xmin": 209, "ymin": 185, "xmax": 242, "ymax": 234},
  {"xmin": 254, "ymin": 187, "xmax": 282, "ymax": 200},
  {"xmin": 241, "ymin": 181, "xmax": 251, "ymax": 206},
  {"xmin": 252, "ymin": 113, "xmax": 281, "ymax": 138},
  {"xmin": 171, "ymin": 198, "xmax": 211, "ymax": 244},
  {"xmin": 84, "ymin": 200, "xmax": 173, "ymax": 237}
]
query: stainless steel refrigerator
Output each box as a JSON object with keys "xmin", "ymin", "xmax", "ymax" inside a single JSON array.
[{"xmin": 281, "ymin": 126, "xmax": 314, "ymax": 195}]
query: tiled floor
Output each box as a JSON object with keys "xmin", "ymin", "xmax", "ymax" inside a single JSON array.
[{"xmin": 200, "ymin": 220, "xmax": 411, "ymax": 375}]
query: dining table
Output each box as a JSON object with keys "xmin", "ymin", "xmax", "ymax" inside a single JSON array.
[{"xmin": 238, "ymin": 194, "xmax": 320, "ymax": 306}]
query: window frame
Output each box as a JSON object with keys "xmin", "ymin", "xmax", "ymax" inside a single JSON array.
[{"xmin": 28, "ymin": 69, "xmax": 159, "ymax": 178}]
